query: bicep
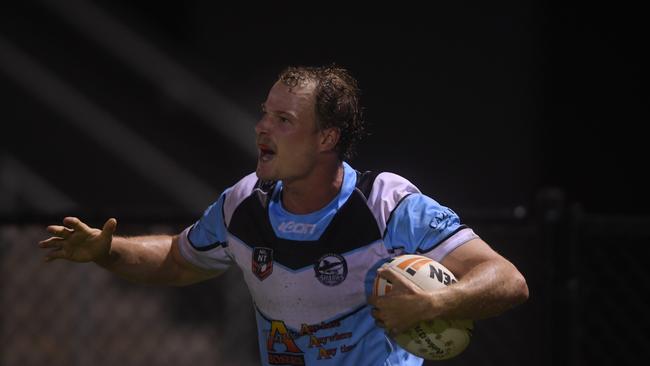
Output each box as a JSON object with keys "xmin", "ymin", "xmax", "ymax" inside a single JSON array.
[
  {"xmin": 169, "ymin": 235, "xmax": 224, "ymax": 286},
  {"xmin": 439, "ymin": 238, "xmax": 508, "ymax": 279}
]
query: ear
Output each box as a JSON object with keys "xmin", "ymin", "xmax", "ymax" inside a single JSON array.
[{"xmin": 319, "ymin": 127, "xmax": 340, "ymax": 152}]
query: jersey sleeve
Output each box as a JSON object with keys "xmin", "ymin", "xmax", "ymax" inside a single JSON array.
[
  {"xmin": 365, "ymin": 172, "xmax": 478, "ymax": 262},
  {"xmin": 383, "ymin": 193, "xmax": 478, "ymax": 261},
  {"xmin": 178, "ymin": 189, "xmax": 234, "ymax": 272}
]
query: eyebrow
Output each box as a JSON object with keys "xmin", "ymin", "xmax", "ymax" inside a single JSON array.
[{"xmin": 260, "ymin": 102, "xmax": 297, "ymax": 119}]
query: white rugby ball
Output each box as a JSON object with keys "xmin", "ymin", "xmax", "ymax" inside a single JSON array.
[{"xmin": 373, "ymin": 254, "xmax": 473, "ymax": 360}]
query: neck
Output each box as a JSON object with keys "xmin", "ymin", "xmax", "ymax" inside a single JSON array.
[{"xmin": 282, "ymin": 160, "xmax": 344, "ymax": 215}]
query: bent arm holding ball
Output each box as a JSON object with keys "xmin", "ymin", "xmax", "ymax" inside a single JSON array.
[{"xmin": 369, "ymin": 238, "xmax": 529, "ymax": 333}]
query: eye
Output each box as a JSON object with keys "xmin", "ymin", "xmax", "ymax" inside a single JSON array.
[{"xmin": 280, "ymin": 116, "xmax": 290, "ymax": 123}]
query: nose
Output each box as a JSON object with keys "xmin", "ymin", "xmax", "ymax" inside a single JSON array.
[{"xmin": 255, "ymin": 113, "xmax": 271, "ymax": 135}]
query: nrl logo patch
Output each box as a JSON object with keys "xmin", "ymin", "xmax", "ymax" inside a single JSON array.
[
  {"xmin": 314, "ymin": 253, "xmax": 347, "ymax": 286},
  {"xmin": 252, "ymin": 247, "xmax": 273, "ymax": 281}
]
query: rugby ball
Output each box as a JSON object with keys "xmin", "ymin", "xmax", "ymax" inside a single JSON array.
[{"xmin": 373, "ymin": 254, "xmax": 473, "ymax": 360}]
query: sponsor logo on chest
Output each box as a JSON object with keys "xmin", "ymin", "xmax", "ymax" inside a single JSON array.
[{"xmin": 278, "ymin": 221, "xmax": 317, "ymax": 235}]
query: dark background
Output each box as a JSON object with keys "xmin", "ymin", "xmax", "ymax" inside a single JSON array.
[
  {"xmin": 2, "ymin": 0, "xmax": 647, "ymax": 217},
  {"xmin": 1, "ymin": 1, "xmax": 648, "ymax": 365}
]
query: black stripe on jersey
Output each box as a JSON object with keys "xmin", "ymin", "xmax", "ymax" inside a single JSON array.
[
  {"xmin": 382, "ymin": 193, "xmax": 414, "ymax": 238},
  {"xmin": 228, "ymin": 189, "xmax": 382, "ymax": 270},
  {"xmin": 252, "ymin": 179, "xmax": 277, "ymax": 209},
  {"xmin": 187, "ymin": 224, "xmax": 228, "ymax": 251},
  {"xmin": 192, "ymin": 241, "xmax": 228, "ymax": 252},
  {"xmin": 415, "ymin": 225, "xmax": 469, "ymax": 254},
  {"xmin": 355, "ymin": 170, "xmax": 380, "ymax": 199}
]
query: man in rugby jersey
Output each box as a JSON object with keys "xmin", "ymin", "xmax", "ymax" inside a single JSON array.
[{"xmin": 40, "ymin": 65, "xmax": 528, "ymax": 365}]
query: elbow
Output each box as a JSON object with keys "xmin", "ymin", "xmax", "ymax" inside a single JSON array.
[{"xmin": 511, "ymin": 272, "xmax": 529, "ymax": 305}]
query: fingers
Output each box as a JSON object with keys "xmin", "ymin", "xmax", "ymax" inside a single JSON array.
[
  {"xmin": 45, "ymin": 218, "xmax": 91, "ymax": 239},
  {"xmin": 46, "ymin": 225, "xmax": 74, "ymax": 238},
  {"xmin": 371, "ymin": 308, "xmax": 385, "ymax": 328},
  {"xmin": 368, "ymin": 295, "xmax": 378, "ymax": 306},
  {"xmin": 44, "ymin": 248, "xmax": 68, "ymax": 262},
  {"xmin": 377, "ymin": 267, "xmax": 419, "ymax": 293},
  {"xmin": 377, "ymin": 267, "xmax": 403, "ymax": 284},
  {"xmin": 38, "ymin": 237, "xmax": 64, "ymax": 249},
  {"xmin": 62, "ymin": 217, "xmax": 90, "ymax": 232},
  {"xmin": 101, "ymin": 218, "xmax": 117, "ymax": 238},
  {"xmin": 371, "ymin": 306, "xmax": 402, "ymax": 334}
]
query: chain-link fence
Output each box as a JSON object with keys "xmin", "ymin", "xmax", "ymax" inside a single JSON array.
[
  {"xmin": 1, "ymin": 223, "xmax": 259, "ymax": 366},
  {"xmin": 569, "ymin": 214, "xmax": 650, "ymax": 366}
]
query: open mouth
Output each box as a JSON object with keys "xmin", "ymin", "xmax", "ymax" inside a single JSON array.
[{"xmin": 258, "ymin": 144, "xmax": 276, "ymax": 162}]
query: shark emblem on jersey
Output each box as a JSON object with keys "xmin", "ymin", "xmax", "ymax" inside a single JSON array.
[
  {"xmin": 314, "ymin": 253, "xmax": 348, "ymax": 286},
  {"xmin": 253, "ymin": 247, "xmax": 274, "ymax": 281}
]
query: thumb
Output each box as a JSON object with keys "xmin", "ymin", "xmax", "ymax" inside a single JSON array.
[
  {"xmin": 377, "ymin": 267, "xmax": 403, "ymax": 284},
  {"xmin": 101, "ymin": 218, "xmax": 117, "ymax": 237},
  {"xmin": 378, "ymin": 267, "xmax": 419, "ymax": 293}
]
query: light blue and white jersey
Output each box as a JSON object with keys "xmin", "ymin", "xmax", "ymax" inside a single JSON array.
[{"xmin": 178, "ymin": 162, "xmax": 478, "ymax": 366}]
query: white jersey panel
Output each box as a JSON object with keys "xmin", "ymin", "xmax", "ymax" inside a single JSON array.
[
  {"xmin": 178, "ymin": 226, "xmax": 232, "ymax": 272},
  {"xmin": 228, "ymin": 233, "xmax": 390, "ymax": 330},
  {"xmin": 424, "ymin": 228, "xmax": 479, "ymax": 262},
  {"xmin": 365, "ymin": 172, "xmax": 421, "ymax": 235}
]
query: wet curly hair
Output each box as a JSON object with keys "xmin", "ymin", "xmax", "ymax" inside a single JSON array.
[{"xmin": 278, "ymin": 65, "xmax": 366, "ymax": 161}]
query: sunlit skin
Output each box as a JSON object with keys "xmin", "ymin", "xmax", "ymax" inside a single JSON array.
[{"xmin": 255, "ymin": 80, "xmax": 342, "ymax": 214}]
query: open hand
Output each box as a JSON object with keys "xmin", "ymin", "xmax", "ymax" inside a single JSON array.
[{"xmin": 39, "ymin": 217, "xmax": 117, "ymax": 263}]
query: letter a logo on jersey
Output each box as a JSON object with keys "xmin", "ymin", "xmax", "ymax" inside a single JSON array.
[
  {"xmin": 253, "ymin": 247, "xmax": 273, "ymax": 281},
  {"xmin": 267, "ymin": 320, "xmax": 305, "ymax": 365}
]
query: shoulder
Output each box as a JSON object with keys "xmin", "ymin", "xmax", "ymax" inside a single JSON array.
[
  {"xmin": 356, "ymin": 170, "xmax": 421, "ymax": 234},
  {"xmin": 222, "ymin": 172, "xmax": 261, "ymax": 225},
  {"xmin": 365, "ymin": 171, "xmax": 421, "ymax": 204},
  {"xmin": 228, "ymin": 172, "xmax": 259, "ymax": 195},
  {"xmin": 223, "ymin": 172, "xmax": 258, "ymax": 203}
]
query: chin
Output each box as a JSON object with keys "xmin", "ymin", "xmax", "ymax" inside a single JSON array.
[{"xmin": 256, "ymin": 165, "xmax": 277, "ymax": 181}]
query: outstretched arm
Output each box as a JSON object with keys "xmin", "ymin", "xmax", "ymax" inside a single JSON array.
[
  {"xmin": 369, "ymin": 238, "xmax": 528, "ymax": 333},
  {"xmin": 39, "ymin": 217, "xmax": 220, "ymax": 286}
]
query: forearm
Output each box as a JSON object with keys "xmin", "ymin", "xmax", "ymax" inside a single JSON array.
[
  {"xmin": 94, "ymin": 235, "xmax": 180, "ymax": 285},
  {"xmin": 369, "ymin": 240, "xmax": 528, "ymax": 332},
  {"xmin": 429, "ymin": 259, "xmax": 528, "ymax": 320}
]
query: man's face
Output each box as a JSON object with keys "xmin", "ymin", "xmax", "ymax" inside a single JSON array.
[{"xmin": 255, "ymin": 80, "xmax": 323, "ymax": 182}]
